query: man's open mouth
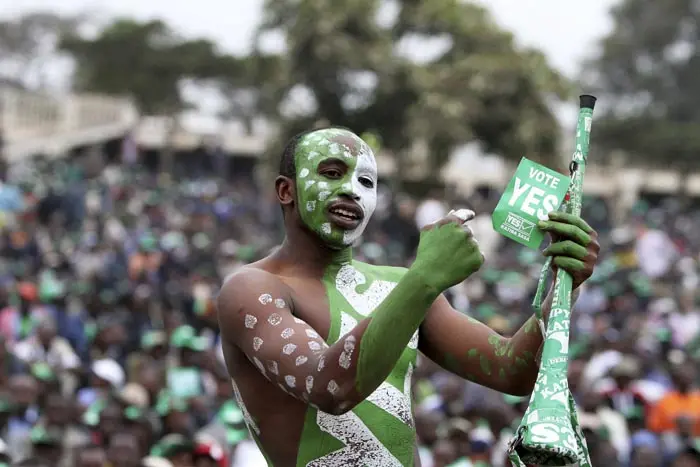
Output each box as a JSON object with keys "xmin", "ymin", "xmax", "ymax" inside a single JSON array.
[{"xmin": 327, "ymin": 202, "xmax": 363, "ymax": 229}]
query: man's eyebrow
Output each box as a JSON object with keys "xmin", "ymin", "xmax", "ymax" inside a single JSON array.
[{"xmin": 317, "ymin": 157, "xmax": 349, "ymax": 167}]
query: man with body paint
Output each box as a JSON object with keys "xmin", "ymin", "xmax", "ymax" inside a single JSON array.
[{"xmin": 217, "ymin": 127, "xmax": 600, "ymax": 466}]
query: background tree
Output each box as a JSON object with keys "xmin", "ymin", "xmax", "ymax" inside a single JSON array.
[
  {"xmin": 60, "ymin": 18, "xmax": 232, "ymax": 172},
  {"xmin": 0, "ymin": 12, "xmax": 82, "ymax": 89},
  {"xmin": 253, "ymin": 0, "xmax": 571, "ymax": 186},
  {"xmin": 60, "ymin": 18, "xmax": 224, "ymax": 114},
  {"xmin": 583, "ymin": 0, "xmax": 700, "ymax": 173}
]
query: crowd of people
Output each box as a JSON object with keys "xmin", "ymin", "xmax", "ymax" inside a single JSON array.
[{"xmin": 0, "ymin": 146, "xmax": 697, "ymax": 467}]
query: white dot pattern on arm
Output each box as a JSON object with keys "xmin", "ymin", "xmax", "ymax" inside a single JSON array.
[
  {"xmin": 295, "ymin": 355, "xmax": 308, "ymax": 366},
  {"xmin": 327, "ymin": 380, "xmax": 339, "ymax": 395},
  {"xmin": 268, "ymin": 313, "xmax": 282, "ymax": 325},
  {"xmin": 339, "ymin": 335, "xmax": 356, "ymax": 370},
  {"xmin": 238, "ymin": 293, "xmax": 349, "ymax": 409},
  {"xmin": 258, "ymin": 294, "xmax": 273, "ymax": 305},
  {"xmin": 244, "ymin": 315, "xmax": 257, "ymax": 329},
  {"xmin": 309, "ymin": 341, "xmax": 322, "ymax": 351}
]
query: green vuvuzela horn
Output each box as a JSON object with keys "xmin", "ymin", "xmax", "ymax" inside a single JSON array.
[{"xmin": 508, "ymin": 95, "xmax": 597, "ymax": 467}]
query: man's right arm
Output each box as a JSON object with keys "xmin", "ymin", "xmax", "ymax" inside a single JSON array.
[{"xmin": 217, "ymin": 266, "xmax": 439, "ymax": 415}]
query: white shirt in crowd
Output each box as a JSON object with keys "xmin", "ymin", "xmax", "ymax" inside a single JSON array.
[
  {"xmin": 12, "ymin": 336, "xmax": 80, "ymax": 370},
  {"xmin": 415, "ymin": 198, "xmax": 447, "ymax": 229},
  {"xmin": 635, "ymin": 229, "xmax": 678, "ymax": 279}
]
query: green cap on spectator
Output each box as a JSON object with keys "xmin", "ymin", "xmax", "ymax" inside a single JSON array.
[
  {"xmin": 150, "ymin": 434, "xmax": 195, "ymax": 458},
  {"xmin": 124, "ymin": 406, "xmax": 146, "ymax": 422},
  {"xmin": 31, "ymin": 362, "xmax": 56, "ymax": 382},
  {"xmin": 155, "ymin": 392, "xmax": 189, "ymax": 416},
  {"xmin": 218, "ymin": 401, "xmax": 244, "ymax": 425},
  {"xmin": 30, "ymin": 426, "xmax": 62, "ymax": 446},
  {"xmin": 141, "ymin": 330, "xmax": 167, "ymax": 350},
  {"xmin": 170, "ymin": 325, "xmax": 207, "ymax": 351}
]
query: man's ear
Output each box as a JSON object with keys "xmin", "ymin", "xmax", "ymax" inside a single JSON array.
[{"xmin": 275, "ymin": 175, "xmax": 295, "ymax": 208}]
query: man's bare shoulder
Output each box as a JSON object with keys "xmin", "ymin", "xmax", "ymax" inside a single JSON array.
[{"xmin": 218, "ymin": 265, "xmax": 288, "ymax": 313}]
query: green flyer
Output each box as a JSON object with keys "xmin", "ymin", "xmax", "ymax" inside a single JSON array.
[{"xmin": 492, "ymin": 158, "xmax": 570, "ymax": 249}]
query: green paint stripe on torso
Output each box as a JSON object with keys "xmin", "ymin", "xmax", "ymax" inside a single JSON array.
[{"xmin": 295, "ymin": 260, "xmax": 418, "ymax": 467}]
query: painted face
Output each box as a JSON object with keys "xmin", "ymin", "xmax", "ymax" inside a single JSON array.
[{"xmin": 294, "ymin": 128, "xmax": 378, "ymax": 248}]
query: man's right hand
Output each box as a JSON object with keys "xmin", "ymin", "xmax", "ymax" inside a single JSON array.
[{"xmin": 411, "ymin": 209, "xmax": 485, "ymax": 293}]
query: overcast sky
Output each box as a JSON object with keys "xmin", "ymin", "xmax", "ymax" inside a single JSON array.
[
  {"xmin": 2, "ymin": 0, "xmax": 617, "ymax": 73},
  {"xmin": 1, "ymin": 0, "xmax": 618, "ymax": 127}
]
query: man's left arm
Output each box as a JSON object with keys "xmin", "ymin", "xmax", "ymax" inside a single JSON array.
[{"xmin": 418, "ymin": 212, "xmax": 599, "ymax": 396}]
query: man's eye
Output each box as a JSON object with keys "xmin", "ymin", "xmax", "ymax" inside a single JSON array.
[
  {"xmin": 359, "ymin": 177, "xmax": 374, "ymax": 188},
  {"xmin": 323, "ymin": 169, "xmax": 342, "ymax": 178}
]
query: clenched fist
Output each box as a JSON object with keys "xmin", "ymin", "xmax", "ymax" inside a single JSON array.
[{"xmin": 411, "ymin": 209, "xmax": 485, "ymax": 293}]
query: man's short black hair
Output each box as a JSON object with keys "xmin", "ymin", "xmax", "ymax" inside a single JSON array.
[{"xmin": 278, "ymin": 125, "xmax": 355, "ymax": 179}]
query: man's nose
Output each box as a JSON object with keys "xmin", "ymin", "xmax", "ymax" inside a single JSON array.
[{"xmin": 338, "ymin": 186, "xmax": 360, "ymax": 201}]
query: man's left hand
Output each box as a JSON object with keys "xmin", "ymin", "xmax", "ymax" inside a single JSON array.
[{"xmin": 538, "ymin": 211, "xmax": 600, "ymax": 289}]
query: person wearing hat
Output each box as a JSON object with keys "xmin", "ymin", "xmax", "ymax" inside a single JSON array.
[
  {"xmin": 149, "ymin": 434, "xmax": 194, "ymax": 467},
  {"xmin": 598, "ymin": 356, "xmax": 650, "ymax": 419},
  {"xmin": 123, "ymin": 406, "xmax": 156, "ymax": 458},
  {"xmin": 155, "ymin": 392, "xmax": 194, "ymax": 438},
  {"xmin": 192, "ymin": 434, "xmax": 228, "ymax": 467},
  {"xmin": 141, "ymin": 331, "xmax": 168, "ymax": 362},
  {"xmin": 77, "ymin": 358, "xmax": 126, "ymax": 408},
  {"xmin": 81, "ymin": 400, "xmax": 125, "ymax": 449},
  {"xmin": 166, "ymin": 326, "xmax": 209, "ymax": 406}
]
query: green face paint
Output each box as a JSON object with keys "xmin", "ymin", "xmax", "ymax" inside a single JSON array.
[{"xmin": 294, "ymin": 128, "xmax": 378, "ymax": 249}]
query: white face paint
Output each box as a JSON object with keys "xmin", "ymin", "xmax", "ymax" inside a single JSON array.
[{"xmin": 342, "ymin": 142, "xmax": 378, "ymax": 245}]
